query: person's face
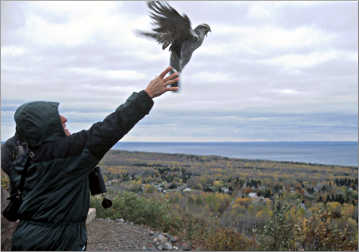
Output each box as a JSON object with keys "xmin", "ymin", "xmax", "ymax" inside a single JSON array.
[{"xmin": 60, "ymin": 115, "xmax": 71, "ymax": 136}]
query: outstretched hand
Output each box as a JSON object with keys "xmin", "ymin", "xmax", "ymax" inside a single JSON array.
[{"xmin": 145, "ymin": 66, "xmax": 179, "ymax": 98}]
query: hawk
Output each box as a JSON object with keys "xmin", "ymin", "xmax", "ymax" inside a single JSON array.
[{"xmin": 138, "ymin": 1, "xmax": 211, "ymax": 89}]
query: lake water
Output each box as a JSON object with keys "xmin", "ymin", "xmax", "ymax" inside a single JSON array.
[{"xmin": 114, "ymin": 142, "xmax": 358, "ymax": 167}]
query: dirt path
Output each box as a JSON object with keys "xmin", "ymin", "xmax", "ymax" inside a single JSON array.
[{"xmin": 86, "ymin": 218, "xmax": 157, "ymax": 251}]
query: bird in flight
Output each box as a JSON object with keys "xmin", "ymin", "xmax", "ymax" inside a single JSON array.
[{"xmin": 138, "ymin": 1, "xmax": 211, "ymax": 89}]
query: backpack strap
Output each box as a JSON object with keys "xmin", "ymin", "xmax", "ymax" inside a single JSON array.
[{"xmin": 10, "ymin": 140, "xmax": 34, "ymax": 200}]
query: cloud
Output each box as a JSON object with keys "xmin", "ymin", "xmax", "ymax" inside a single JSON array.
[
  {"xmin": 123, "ymin": 110, "xmax": 357, "ymax": 142},
  {"xmin": 259, "ymin": 51, "xmax": 339, "ymax": 69},
  {"xmin": 1, "ymin": 1, "xmax": 357, "ymax": 142},
  {"xmin": 1, "ymin": 46, "xmax": 27, "ymax": 57},
  {"xmin": 67, "ymin": 67, "xmax": 147, "ymax": 81}
]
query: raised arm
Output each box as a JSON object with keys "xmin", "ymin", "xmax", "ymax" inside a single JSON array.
[
  {"xmin": 39, "ymin": 67, "xmax": 179, "ymax": 161},
  {"xmin": 85, "ymin": 90, "xmax": 153, "ymax": 159}
]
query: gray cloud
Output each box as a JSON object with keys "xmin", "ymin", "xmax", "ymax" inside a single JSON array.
[{"xmin": 1, "ymin": 1, "xmax": 357, "ymax": 142}]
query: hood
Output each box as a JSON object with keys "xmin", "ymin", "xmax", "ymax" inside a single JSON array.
[{"xmin": 14, "ymin": 101, "xmax": 66, "ymax": 148}]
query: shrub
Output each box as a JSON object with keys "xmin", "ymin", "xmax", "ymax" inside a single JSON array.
[
  {"xmin": 205, "ymin": 227, "xmax": 251, "ymax": 250},
  {"xmin": 327, "ymin": 201, "xmax": 342, "ymax": 218},
  {"xmin": 297, "ymin": 210, "xmax": 357, "ymax": 250},
  {"xmin": 143, "ymin": 184, "xmax": 156, "ymax": 193},
  {"xmin": 1, "ymin": 172, "xmax": 10, "ymax": 191},
  {"xmin": 203, "ymin": 192, "xmax": 231, "ymax": 215},
  {"xmin": 258, "ymin": 200, "xmax": 296, "ymax": 250},
  {"xmin": 90, "ymin": 191, "xmax": 180, "ymax": 232},
  {"xmin": 232, "ymin": 197, "xmax": 252, "ymax": 209},
  {"xmin": 128, "ymin": 180, "xmax": 143, "ymax": 193}
]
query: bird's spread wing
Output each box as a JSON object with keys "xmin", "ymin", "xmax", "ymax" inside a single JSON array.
[{"xmin": 142, "ymin": 1, "xmax": 193, "ymax": 49}]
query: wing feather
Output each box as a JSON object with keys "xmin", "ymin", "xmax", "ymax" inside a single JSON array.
[{"xmin": 147, "ymin": 1, "xmax": 193, "ymax": 44}]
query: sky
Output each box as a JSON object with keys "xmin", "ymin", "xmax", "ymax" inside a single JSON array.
[{"xmin": 1, "ymin": 1, "xmax": 358, "ymax": 142}]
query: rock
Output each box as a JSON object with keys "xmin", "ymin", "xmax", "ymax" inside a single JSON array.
[
  {"xmin": 153, "ymin": 233, "xmax": 178, "ymax": 250},
  {"xmin": 221, "ymin": 187, "xmax": 230, "ymax": 193},
  {"xmin": 181, "ymin": 242, "xmax": 191, "ymax": 251},
  {"xmin": 86, "ymin": 208, "xmax": 96, "ymax": 224},
  {"xmin": 1, "ymin": 187, "xmax": 19, "ymax": 251},
  {"xmin": 163, "ymin": 242, "xmax": 173, "ymax": 250},
  {"xmin": 157, "ymin": 234, "xmax": 168, "ymax": 243},
  {"xmin": 248, "ymin": 192, "xmax": 258, "ymax": 198}
]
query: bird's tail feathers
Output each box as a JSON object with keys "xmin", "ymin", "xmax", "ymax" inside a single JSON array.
[
  {"xmin": 136, "ymin": 30, "xmax": 172, "ymax": 50},
  {"xmin": 136, "ymin": 30, "xmax": 158, "ymax": 39}
]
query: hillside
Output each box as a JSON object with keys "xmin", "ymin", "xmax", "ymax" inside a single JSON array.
[
  {"xmin": 2, "ymin": 150, "xmax": 357, "ymax": 250},
  {"xmin": 90, "ymin": 150, "xmax": 357, "ymax": 251},
  {"xmin": 100, "ymin": 149, "xmax": 357, "ymax": 184}
]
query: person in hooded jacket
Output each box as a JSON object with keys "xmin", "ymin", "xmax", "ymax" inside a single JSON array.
[{"xmin": 1, "ymin": 66, "xmax": 179, "ymax": 251}]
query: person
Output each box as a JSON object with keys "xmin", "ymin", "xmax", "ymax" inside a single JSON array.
[{"xmin": 1, "ymin": 66, "xmax": 179, "ymax": 251}]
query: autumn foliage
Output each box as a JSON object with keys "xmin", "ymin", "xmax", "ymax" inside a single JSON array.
[{"xmin": 89, "ymin": 150, "xmax": 358, "ymax": 251}]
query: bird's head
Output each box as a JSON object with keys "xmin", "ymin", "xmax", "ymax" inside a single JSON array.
[{"xmin": 195, "ymin": 23, "xmax": 211, "ymax": 36}]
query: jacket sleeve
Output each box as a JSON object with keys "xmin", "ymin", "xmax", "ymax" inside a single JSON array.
[
  {"xmin": 39, "ymin": 90, "xmax": 153, "ymax": 162},
  {"xmin": 85, "ymin": 90, "xmax": 153, "ymax": 159}
]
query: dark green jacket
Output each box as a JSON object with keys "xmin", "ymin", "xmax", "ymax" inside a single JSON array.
[{"xmin": 6, "ymin": 91, "xmax": 153, "ymax": 250}]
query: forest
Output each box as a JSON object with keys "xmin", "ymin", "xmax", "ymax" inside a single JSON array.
[
  {"xmin": 2, "ymin": 149, "xmax": 356, "ymax": 250},
  {"xmin": 90, "ymin": 150, "xmax": 358, "ymax": 250}
]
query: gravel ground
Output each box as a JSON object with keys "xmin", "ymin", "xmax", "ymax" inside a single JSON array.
[{"xmin": 86, "ymin": 218, "xmax": 158, "ymax": 251}]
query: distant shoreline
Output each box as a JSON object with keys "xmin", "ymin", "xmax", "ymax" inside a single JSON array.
[
  {"xmin": 109, "ymin": 149, "xmax": 358, "ymax": 169},
  {"xmin": 113, "ymin": 141, "xmax": 358, "ymax": 167}
]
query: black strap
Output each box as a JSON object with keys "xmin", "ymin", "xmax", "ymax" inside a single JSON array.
[
  {"xmin": 10, "ymin": 141, "xmax": 33, "ymax": 200},
  {"xmin": 18, "ymin": 159, "xmax": 28, "ymax": 200}
]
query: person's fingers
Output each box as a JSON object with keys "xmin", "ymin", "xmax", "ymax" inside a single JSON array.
[
  {"xmin": 166, "ymin": 78, "xmax": 180, "ymax": 85},
  {"xmin": 159, "ymin": 66, "xmax": 173, "ymax": 79},
  {"xmin": 165, "ymin": 87, "xmax": 179, "ymax": 92},
  {"xmin": 163, "ymin": 72, "xmax": 179, "ymax": 82}
]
